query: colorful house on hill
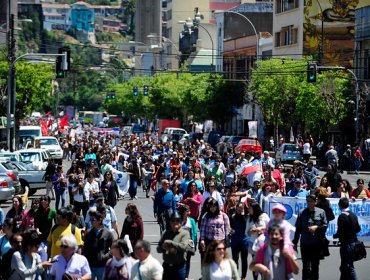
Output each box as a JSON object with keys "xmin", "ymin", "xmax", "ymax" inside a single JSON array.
[{"xmin": 71, "ymin": 1, "xmax": 95, "ymax": 43}]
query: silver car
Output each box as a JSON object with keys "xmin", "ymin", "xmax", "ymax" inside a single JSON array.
[
  {"xmin": 9, "ymin": 161, "xmax": 45, "ymax": 196},
  {"xmin": 0, "ymin": 159, "xmax": 21, "ymax": 195},
  {"xmin": 0, "ymin": 176, "xmax": 16, "ymax": 202}
]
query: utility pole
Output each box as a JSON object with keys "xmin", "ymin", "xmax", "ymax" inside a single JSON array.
[{"xmin": 7, "ymin": 12, "xmax": 16, "ymax": 151}]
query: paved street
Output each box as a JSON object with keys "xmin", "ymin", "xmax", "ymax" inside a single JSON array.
[{"xmin": 1, "ymin": 163, "xmax": 369, "ymax": 280}]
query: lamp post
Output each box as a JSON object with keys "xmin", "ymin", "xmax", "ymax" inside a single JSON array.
[
  {"xmin": 147, "ymin": 34, "xmax": 181, "ymax": 68},
  {"xmin": 313, "ymin": 0, "xmax": 324, "ymax": 64},
  {"xmin": 214, "ymin": 10, "xmax": 259, "ymax": 61}
]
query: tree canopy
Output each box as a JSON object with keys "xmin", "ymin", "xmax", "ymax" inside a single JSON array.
[{"xmin": 249, "ymin": 58, "xmax": 352, "ymax": 134}]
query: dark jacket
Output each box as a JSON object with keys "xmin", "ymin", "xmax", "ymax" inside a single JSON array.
[
  {"xmin": 293, "ymin": 207, "xmax": 328, "ymax": 246},
  {"xmin": 334, "ymin": 210, "xmax": 361, "ymax": 244},
  {"xmin": 120, "ymin": 216, "xmax": 144, "ymax": 248},
  {"xmin": 84, "ymin": 227, "xmax": 113, "ymax": 267},
  {"xmin": 101, "ymin": 180, "xmax": 119, "ymax": 208},
  {"xmin": 316, "ymin": 195, "xmax": 335, "ymax": 221}
]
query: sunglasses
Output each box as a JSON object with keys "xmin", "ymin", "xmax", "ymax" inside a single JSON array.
[
  {"xmin": 60, "ymin": 245, "xmax": 69, "ymax": 249},
  {"xmin": 170, "ymin": 219, "xmax": 181, "ymax": 223},
  {"xmin": 216, "ymin": 247, "xmax": 225, "ymax": 251}
]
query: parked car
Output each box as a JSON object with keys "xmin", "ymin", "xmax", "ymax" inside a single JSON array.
[
  {"xmin": 226, "ymin": 136, "xmax": 244, "ymax": 150},
  {"xmin": 0, "ymin": 152, "xmax": 23, "ymax": 162},
  {"xmin": 275, "ymin": 143, "xmax": 303, "ymax": 163},
  {"xmin": 234, "ymin": 138, "xmax": 263, "ymax": 155},
  {"xmin": 24, "ymin": 136, "xmax": 63, "ymax": 160},
  {"xmin": 215, "ymin": 135, "xmax": 231, "ymax": 154},
  {"xmin": 0, "ymin": 158, "xmax": 21, "ymax": 195},
  {"xmin": 161, "ymin": 128, "xmax": 188, "ymax": 143},
  {"xmin": 9, "ymin": 161, "xmax": 45, "ymax": 196},
  {"xmin": 0, "ymin": 176, "xmax": 15, "ymax": 203},
  {"xmin": 16, "ymin": 149, "xmax": 52, "ymax": 171}
]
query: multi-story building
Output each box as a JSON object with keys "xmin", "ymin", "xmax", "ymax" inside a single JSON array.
[
  {"xmin": 0, "ymin": 0, "xmax": 18, "ymax": 45},
  {"xmin": 71, "ymin": 1, "xmax": 95, "ymax": 43},
  {"xmin": 41, "ymin": 3, "xmax": 71, "ymax": 31},
  {"xmin": 273, "ymin": 0, "xmax": 370, "ymax": 67}
]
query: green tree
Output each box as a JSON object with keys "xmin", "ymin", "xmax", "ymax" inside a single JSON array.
[{"xmin": 249, "ymin": 58, "xmax": 351, "ymax": 135}]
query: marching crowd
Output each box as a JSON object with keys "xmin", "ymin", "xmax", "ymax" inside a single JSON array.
[{"xmin": 0, "ymin": 130, "xmax": 367, "ymax": 280}]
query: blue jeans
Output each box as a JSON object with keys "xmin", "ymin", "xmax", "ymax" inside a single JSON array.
[
  {"xmin": 129, "ymin": 178, "xmax": 138, "ymax": 198},
  {"xmin": 55, "ymin": 187, "xmax": 66, "ymax": 210},
  {"xmin": 163, "ymin": 262, "xmax": 186, "ymax": 280},
  {"xmin": 340, "ymin": 243, "xmax": 357, "ymax": 280},
  {"xmin": 90, "ymin": 266, "xmax": 104, "ymax": 280}
]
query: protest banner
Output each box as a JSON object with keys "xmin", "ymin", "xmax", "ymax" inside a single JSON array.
[
  {"xmin": 264, "ymin": 196, "xmax": 370, "ymax": 241},
  {"xmin": 113, "ymin": 170, "xmax": 130, "ymax": 196}
]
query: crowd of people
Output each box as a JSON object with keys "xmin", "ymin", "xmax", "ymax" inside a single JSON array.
[{"xmin": 0, "ymin": 130, "xmax": 367, "ymax": 280}]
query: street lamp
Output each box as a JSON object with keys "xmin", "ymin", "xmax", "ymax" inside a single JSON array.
[
  {"xmin": 147, "ymin": 34, "xmax": 182, "ymax": 69},
  {"xmin": 214, "ymin": 10, "xmax": 259, "ymax": 60}
]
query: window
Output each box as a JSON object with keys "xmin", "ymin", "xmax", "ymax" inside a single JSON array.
[
  {"xmin": 276, "ymin": 0, "xmax": 299, "ymax": 13},
  {"xmin": 275, "ymin": 25, "xmax": 298, "ymax": 47}
]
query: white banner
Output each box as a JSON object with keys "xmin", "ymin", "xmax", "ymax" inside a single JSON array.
[
  {"xmin": 248, "ymin": 121, "xmax": 258, "ymax": 138},
  {"xmin": 113, "ymin": 170, "xmax": 130, "ymax": 196},
  {"xmin": 264, "ymin": 197, "xmax": 370, "ymax": 242}
]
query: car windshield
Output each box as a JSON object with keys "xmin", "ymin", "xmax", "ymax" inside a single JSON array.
[
  {"xmin": 284, "ymin": 145, "xmax": 301, "ymax": 153},
  {"xmin": 19, "ymin": 129, "xmax": 40, "ymax": 136},
  {"xmin": 20, "ymin": 152, "xmax": 41, "ymax": 162},
  {"xmin": 39, "ymin": 138, "xmax": 58, "ymax": 145}
]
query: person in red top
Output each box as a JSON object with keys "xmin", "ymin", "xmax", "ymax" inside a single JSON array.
[
  {"xmin": 353, "ymin": 146, "xmax": 364, "ymax": 174},
  {"xmin": 180, "ymin": 182, "xmax": 202, "ymax": 223},
  {"xmin": 350, "ymin": 178, "xmax": 370, "ymax": 200}
]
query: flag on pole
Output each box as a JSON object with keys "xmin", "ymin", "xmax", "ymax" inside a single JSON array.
[
  {"xmin": 41, "ymin": 119, "xmax": 48, "ymax": 136},
  {"xmin": 59, "ymin": 114, "xmax": 68, "ymax": 127}
]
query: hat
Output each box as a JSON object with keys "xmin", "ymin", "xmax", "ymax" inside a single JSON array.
[
  {"xmin": 170, "ymin": 211, "xmax": 182, "ymax": 221},
  {"xmin": 95, "ymin": 193, "xmax": 104, "ymax": 201},
  {"xmin": 272, "ymin": 204, "xmax": 287, "ymax": 213},
  {"xmin": 263, "ymin": 151, "xmax": 269, "ymax": 154},
  {"xmin": 294, "ymin": 178, "xmax": 302, "ymax": 184}
]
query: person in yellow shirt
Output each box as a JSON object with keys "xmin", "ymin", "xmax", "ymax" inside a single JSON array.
[{"xmin": 47, "ymin": 207, "xmax": 83, "ymax": 258}]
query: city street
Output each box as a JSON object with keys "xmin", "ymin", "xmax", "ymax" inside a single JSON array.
[{"xmin": 1, "ymin": 161, "xmax": 369, "ymax": 280}]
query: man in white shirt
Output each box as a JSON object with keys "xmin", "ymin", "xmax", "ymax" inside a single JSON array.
[
  {"xmin": 131, "ymin": 240, "xmax": 163, "ymax": 280},
  {"xmin": 303, "ymin": 139, "xmax": 311, "ymax": 163}
]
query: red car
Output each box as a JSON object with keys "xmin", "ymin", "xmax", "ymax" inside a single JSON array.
[{"xmin": 234, "ymin": 138, "xmax": 262, "ymax": 155}]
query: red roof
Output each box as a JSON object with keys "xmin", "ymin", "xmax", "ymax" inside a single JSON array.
[{"xmin": 72, "ymin": 1, "xmax": 93, "ymax": 9}]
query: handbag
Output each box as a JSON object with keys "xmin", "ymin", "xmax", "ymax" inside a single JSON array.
[
  {"xmin": 353, "ymin": 240, "xmax": 367, "ymax": 261},
  {"xmin": 320, "ymin": 237, "xmax": 330, "ymax": 259},
  {"xmin": 186, "ymin": 239, "xmax": 196, "ymax": 255}
]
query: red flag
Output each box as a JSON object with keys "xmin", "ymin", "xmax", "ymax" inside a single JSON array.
[
  {"xmin": 45, "ymin": 111, "xmax": 52, "ymax": 116},
  {"xmin": 41, "ymin": 120, "xmax": 48, "ymax": 136},
  {"xmin": 47, "ymin": 118, "xmax": 53, "ymax": 127},
  {"xmin": 59, "ymin": 115, "xmax": 68, "ymax": 127}
]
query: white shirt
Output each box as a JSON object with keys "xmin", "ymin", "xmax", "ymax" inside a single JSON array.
[
  {"xmin": 130, "ymin": 254, "xmax": 163, "ymax": 280},
  {"xmin": 210, "ymin": 260, "xmax": 232, "ymax": 280},
  {"xmin": 72, "ymin": 184, "xmax": 89, "ymax": 203},
  {"xmin": 303, "ymin": 142, "xmax": 311, "ymax": 155},
  {"xmin": 85, "ymin": 180, "xmax": 99, "ymax": 201},
  {"xmin": 201, "ymin": 190, "xmax": 224, "ymax": 210}
]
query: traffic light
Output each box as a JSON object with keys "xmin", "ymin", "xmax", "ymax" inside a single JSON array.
[
  {"xmin": 55, "ymin": 56, "xmax": 65, "ymax": 78},
  {"xmin": 143, "ymin": 85, "xmax": 149, "ymax": 96},
  {"xmin": 105, "ymin": 92, "xmax": 116, "ymax": 99},
  {"xmin": 133, "ymin": 86, "xmax": 139, "ymax": 96},
  {"xmin": 307, "ymin": 62, "xmax": 317, "ymax": 83}
]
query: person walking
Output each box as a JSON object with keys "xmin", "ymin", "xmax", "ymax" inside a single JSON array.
[
  {"xmin": 84, "ymin": 210, "xmax": 113, "ymax": 280},
  {"xmin": 131, "ymin": 239, "xmax": 163, "ymax": 280},
  {"xmin": 120, "ymin": 203, "xmax": 144, "ymax": 249},
  {"xmin": 157, "ymin": 211, "xmax": 190, "ymax": 280},
  {"xmin": 333, "ymin": 197, "xmax": 361, "ymax": 280},
  {"xmin": 293, "ymin": 194, "xmax": 328, "ymax": 280},
  {"xmin": 250, "ymin": 223, "xmax": 299, "ymax": 280},
  {"xmin": 43, "ymin": 158, "xmax": 56, "ymax": 200},
  {"xmin": 201, "ymin": 240, "xmax": 239, "ymax": 280},
  {"xmin": 128, "ymin": 157, "xmax": 141, "ymax": 200},
  {"xmin": 153, "ymin": 179, "xmax": 176, "ymax": 234}
]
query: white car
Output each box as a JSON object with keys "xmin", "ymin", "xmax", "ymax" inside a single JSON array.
[
  {"xmin": 25, "ymin": 136, "xmax": 63, "ymax": 160},
  {"xmin": 16, "ymin": 149, "xmax": 52, "ymax": 171},
  {"xmin": 161, "ymin": 127, "xmax": 188, "ymax": 143}
]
